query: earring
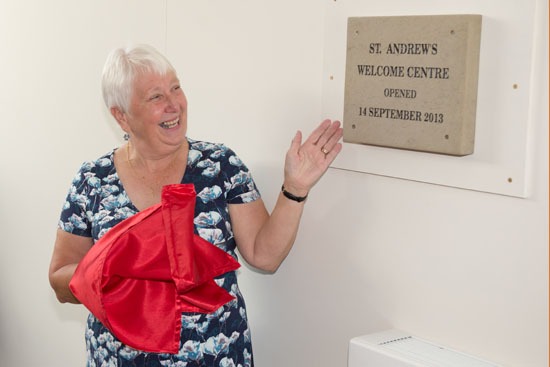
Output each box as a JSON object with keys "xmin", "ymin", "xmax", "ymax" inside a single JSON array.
[{"xmin": 123, "ymin": 133, "xmax": 130, "ymax": 141}]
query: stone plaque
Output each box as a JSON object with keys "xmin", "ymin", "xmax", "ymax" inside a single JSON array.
[{"xmin": 343, "ymin": 15, "xmax": 482, "ymax": 156}]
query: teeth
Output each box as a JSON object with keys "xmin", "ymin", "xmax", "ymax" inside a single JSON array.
[{"xmin": 160, "ymin": 118, "xmax": 179, "ymax": 129}]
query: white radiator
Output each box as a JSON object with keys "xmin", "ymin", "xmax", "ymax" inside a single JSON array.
[{"xmin": 348, "ymin": 329, "xmax": 501, "ymax": 367}]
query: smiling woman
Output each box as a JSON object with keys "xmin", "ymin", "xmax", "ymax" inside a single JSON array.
[{"xmin": 47, "ymin": 44, "xmax": 343, "ymax": 366}]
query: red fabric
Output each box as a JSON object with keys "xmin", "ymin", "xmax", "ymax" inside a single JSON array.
[{"xmin": 69, "ymin": 184, "xmax": 240, "ymax": 353}]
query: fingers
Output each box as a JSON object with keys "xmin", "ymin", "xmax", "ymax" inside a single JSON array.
[
  {"xmin": 303, "ymin": 119, "xmax": 341, "ymax": 145},
  {"xmin": 304, "ymin": 119, "xmax": 332, "ymax": 146},
  {"xmin": 323, "ymin": 142, "xmax": 343, "ymax": 163},
  {"xmin": 293, "ymin": 119, "xmax": 343, "ymax": 163},
  {"xmin": 316, "ymin": 120, "xmax": 343, "ymax": 158}
]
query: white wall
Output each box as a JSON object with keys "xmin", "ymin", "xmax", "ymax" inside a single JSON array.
[{"xmin": 0, "ymin": 1, "xmax": 546, "ymax": 366}]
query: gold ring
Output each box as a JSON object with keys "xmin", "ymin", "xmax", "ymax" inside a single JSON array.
[{"xmin": 321, "ymin": 147, "xmax": 329, "ymax": 155}]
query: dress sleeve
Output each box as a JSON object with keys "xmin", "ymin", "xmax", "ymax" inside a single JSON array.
[
  {"xmin": 57, "ymin": 161, "xmax": 95, "ymax": 237},
  {"xmin": 222, "ymin": 147, "xmax": 261, "ymax": 205}
]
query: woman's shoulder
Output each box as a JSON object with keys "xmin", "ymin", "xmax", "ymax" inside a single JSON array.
[
  {"xmin": 188, "ymin": 138, "xmax": 231, "ymax": 154},
  {"xmin": 78, "ymin": 150, "xmax": 116, "ymax": 170},
  {"xmin": 187, "ymin": 138, "xmax": 240, "ymax": 165},
  {"xmin": 71, "ymin": 150, "xmax": 117, "ymax": 185},
  {"xmin": 186, "ymin": 137, "xmax": 248, "ymax": 175}
]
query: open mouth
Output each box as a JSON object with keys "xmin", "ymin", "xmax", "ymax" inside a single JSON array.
[{"xmin": 159, "ymin": 118, "xmax": 179, "ymax": 129}]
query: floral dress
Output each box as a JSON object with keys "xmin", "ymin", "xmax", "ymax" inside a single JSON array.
[{"xmin": 59, "ymin": 138, "xmax": 261, "ymax": 367}]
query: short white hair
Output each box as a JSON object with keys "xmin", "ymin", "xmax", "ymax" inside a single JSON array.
[{"xmin": 101, "ymin": 44, "xmax": 176, "ymax": 112}]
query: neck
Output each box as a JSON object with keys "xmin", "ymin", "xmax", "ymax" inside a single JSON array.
[{"xmin": 126, "ymin": 139, "xmax": 187, "ymax": 173}]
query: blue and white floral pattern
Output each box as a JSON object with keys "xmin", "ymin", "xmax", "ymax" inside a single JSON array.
[{"xmin": 59, "ymin": 138, "xmax": 260, "ymax": 367}]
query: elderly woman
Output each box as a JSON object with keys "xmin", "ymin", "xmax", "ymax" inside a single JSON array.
[{"xmin": 48, "ymin": 44, "xmax": 342, "ymax": 366}]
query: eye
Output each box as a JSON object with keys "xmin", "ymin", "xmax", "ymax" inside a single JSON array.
[{"xmin": 149, "ymin": 94, "xmax": 162, "ymax": 101}]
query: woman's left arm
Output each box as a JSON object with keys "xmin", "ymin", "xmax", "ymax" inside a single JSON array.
[{"xmin": 230, "ymin": 119, "xmax": 342, "ymax": 272}]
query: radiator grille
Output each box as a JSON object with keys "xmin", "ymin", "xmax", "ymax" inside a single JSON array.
[{"xmin": 348, "ymin": 330, "xmax": 501, "ymax": 367}]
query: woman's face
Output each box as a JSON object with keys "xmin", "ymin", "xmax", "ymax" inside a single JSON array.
[{"xmin": 120, "ymin": 70, "xmax": 188, "ymax": 155}]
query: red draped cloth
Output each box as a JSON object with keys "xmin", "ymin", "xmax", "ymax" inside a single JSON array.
[{"xmin": 69, "ymin": 184, "xmax": 240, "ymax": 353}]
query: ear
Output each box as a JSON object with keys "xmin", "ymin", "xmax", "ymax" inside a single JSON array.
[{"xmin": 110, "ymin": 107, "xmax": 130, "ymax": 133}]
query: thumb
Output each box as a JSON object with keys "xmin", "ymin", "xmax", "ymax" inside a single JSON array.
[{"xmin": 289, "ymin": 130, "xmax": 302, "ymax": 154}]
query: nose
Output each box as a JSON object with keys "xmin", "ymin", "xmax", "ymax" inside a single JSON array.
[{"xmin": 165, "ymin": 94, "xmax": 178, "ymax": 112}]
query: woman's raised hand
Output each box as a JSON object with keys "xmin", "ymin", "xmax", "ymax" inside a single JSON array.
[{"xmin": 283, "ymin": 119, "xmax": 343, "ymax": 196}]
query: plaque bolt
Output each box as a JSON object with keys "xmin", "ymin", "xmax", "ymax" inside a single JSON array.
[
  {"xmin": 513, "ymin": 84, "xmax": 518, "ymax": 89},
  {"xmin": 508, "ymin": 178, "xmax": 513, "ymax": 183}
]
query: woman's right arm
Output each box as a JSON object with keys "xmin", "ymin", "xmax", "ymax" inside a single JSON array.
[{"xmin": 48, "ymin": 229, "xmax": 93, "ymax": 304}]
